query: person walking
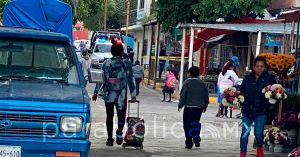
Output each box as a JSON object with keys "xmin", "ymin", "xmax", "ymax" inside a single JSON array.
[
  {"xmin": 80, "ymin": 49, "xmax": 91, "ymax": 86},
  {"xmin": 178, "ymin": 66, "xmax": 209, "ymax": 149},
  {"xmin": 132, "ymin": 60, "xmax": 144, "ymax": 96},
  {"xmin": 239, "ymin": 56, "xmax": 277, "ymax": 157},
  {"xmin": 92, "ymin": 38, "xmax": 136, "ymax": 147},
  {"xmin": 159, "ymin": 47, "xmax": 167, "ymax": 78},
  {"xmin": 162, "ymin": 67, "xmax": 176, "ymax": 102},
  {"xmin": 217, "ymin": 60, "xmax": 239, "ymax": 118}
]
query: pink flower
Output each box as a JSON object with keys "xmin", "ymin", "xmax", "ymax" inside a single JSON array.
[
  {"xmin": 229, "ymin": 91, "xmax": 235, "ymax": 96},
  {"xmin": 229, "ymin": 97, "xmax": 235, "ymax": 103}
]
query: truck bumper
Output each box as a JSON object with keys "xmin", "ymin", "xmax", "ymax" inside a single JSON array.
[{"xmin": 0, "ymin": 137, "xmax": 90, "ymax": 157}]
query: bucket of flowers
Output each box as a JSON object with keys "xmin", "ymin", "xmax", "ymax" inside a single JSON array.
[
  {"xmin": 264, "ymin": 127, "xmax": 290, "ymax": 153},
  {"xmin": 262, "ymin": 84, "xmax": 287, "ymax": 104},
  {"xmin": 221, "ymin": 87, "xmax": 244, "ymax": 108},
  {"xmin": 288, "ymin": 147, "xmax": 300, "ymax": 157}
]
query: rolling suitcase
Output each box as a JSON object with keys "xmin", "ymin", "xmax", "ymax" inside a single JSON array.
[{"xmin": 123, "ymin": 100, "xmax": 145, "ymax": 149}]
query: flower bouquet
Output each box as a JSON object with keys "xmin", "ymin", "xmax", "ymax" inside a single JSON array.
[
  {"xmin": 221, "ymin": 87, "xmax": 244, "ymax": 108},
  {"xmin": 289, "ymin": 147, "xmax": 300, "ymax": 157},
  {"xmin": 264, "ymin": 127, "xmax": 290, "ymax": 146},
  {"xmin": 262, "ymin": 84, "xmax": 287, "ymax": 104}
]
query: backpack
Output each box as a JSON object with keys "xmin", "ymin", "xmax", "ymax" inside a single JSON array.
[
  {"xmin": 105, "ymin": 58, "xmax": 127, "ymax": 91},
  {"xmin": 166, "ymin": 72, "xmax": 176, "ymax": 88}
]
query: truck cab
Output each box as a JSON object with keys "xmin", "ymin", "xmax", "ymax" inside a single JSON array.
[{"xmin": 0, "ymin": 27, "xmax": 91, "ymax": 157}]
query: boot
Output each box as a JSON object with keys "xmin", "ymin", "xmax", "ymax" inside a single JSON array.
[
  {"xmin": 257, "ymin": 147, "xmax": 264, "ymax": 157},
  {"xmin": 116, "ymin": 129, "xmax": 123, "ymax": 145},
  {"xmin": 240, "ymin": 152, "xmax": 246, "ymax": 157}
]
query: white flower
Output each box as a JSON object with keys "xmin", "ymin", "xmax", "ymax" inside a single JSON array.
[
  {"xmin": 262, "ymin": 88, "xmax": 266, "ymax": 93},
  {"xmin": 233, "ymin": 98, "xmax": 238, "ymax": 105},
  {"xmin": 284, "ymin": 94, "xmax": 288, "ymax": 99},
  {"xmin": 238, "ymin": 95, "xmax": 245, "ymax": 103},
  {"xmin": 265, "ymin": 91, "xmax": 272, "ymax": 99},
  {"xmin": 222, "ymin": 99, "xmax": 228, "ymax": 106},
  {"xmin": 276, "ymin": 93, "xmax": 282, "ymax": 99}
]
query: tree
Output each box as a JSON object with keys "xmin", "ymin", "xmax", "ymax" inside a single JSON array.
[
  {"xmin": 156, "ymin": 0, "xmax": 271, "ymax": 32},
  {"xmin": 156, "ymin": 0, "xmax": 199, "ymax": 32},
  {"xmin": 0, "ymin": 0, "xmax": 9, "ymax": 23},
  {"xmin": 193, "ymin": 0, "xmax": 271, "ymax": 23}
]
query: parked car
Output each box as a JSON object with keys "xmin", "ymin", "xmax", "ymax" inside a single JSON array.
[{"xmin": 90, "ymin": 40, "xmax": 113, "ymax": 69}]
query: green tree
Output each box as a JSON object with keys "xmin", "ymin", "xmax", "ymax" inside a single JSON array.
[
  {"xmin": 156, "ymin": 0, "xmax": 199, "ymax": 32},
  {"xmin": 0, "ymin": 0, "xmax": 9, "ymax": 23},
  {"xmin": 156, "ymin": 0, "xmax": 271, "ymax": 32},
  {"xmin": 193, "ymin": 0, "xmax": 270, "ymax": 23}
]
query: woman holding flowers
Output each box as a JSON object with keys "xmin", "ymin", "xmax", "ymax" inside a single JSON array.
[
  {"xmin": 217, "ymin": 59, "xmax": 239, "ymax": 118},
  {"xmin": 240, "ymin": 56, "xmax": 277, "ymax": 157}
]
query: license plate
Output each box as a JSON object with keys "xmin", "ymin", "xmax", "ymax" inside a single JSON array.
[{"xmin": 0, "ymin": 146, "xmax": 21, "ymax": 157}]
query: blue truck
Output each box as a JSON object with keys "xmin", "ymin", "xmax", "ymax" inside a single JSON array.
[{"xmin": 0, "ymin": 0, "xmax": 99, "ymax": 156}]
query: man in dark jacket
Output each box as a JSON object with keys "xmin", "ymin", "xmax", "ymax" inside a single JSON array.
[
  {"xmin": 178, "ymin": 66, "xmax": 209, "ymax": 149},
  {"xmin": 239, "ymin": 56, "xmax": 277, "ymax": 157}
]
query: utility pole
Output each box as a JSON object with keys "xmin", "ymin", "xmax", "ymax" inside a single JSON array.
[
  {"xmin": 104, "ymin": 0, "xmax": 108, "ymax": 31},
  {"xmin": 125, "ymin": 0, "xmax": 130, "ymax": 47}
]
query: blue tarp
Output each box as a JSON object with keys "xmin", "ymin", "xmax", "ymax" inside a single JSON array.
[
  {"xmin": 122, "ymin": 35, "xmax": 134, "ymax": 49},
  {"xmin": 3, "ymin": 0, "xmax": 73, "ymax": 42}
]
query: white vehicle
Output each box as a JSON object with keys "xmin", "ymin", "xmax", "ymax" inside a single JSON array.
[{"xmin": 90, "ymin": 40, "xmax": 113, "ymax": 69}]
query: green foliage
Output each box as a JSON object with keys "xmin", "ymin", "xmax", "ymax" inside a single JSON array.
[
  {"xmin": 0, "ymin": 0, "xmax": 9, "ymax": 23},
  {"xmin": 156, "ymin": 0, "xmax": 198, "ymax": 32},
  {"xmin": 156, "ymin": 0, "xmax": 271, "ymax": 32},
  {"xmin": 193, "ymin": 0, "xmax": 271, "ymax": 23}
]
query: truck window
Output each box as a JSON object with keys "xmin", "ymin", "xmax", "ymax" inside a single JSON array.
[
  {"xmin": 0, "ymin": 39, "xmax": 80, "ymax": 85},
  {"xmin": 94, "ymin": 44, "xmax": 112, "ymax": 53}
]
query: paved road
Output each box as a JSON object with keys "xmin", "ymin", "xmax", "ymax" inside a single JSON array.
[{"xmin": 86, "ymin": 84, "xmax": 286, "ymax": 157}]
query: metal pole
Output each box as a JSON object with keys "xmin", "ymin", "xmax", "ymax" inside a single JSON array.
[
  {"xmin": 141, "ymin": 26, "xmax": 146, "ymax": 66},
  {"xmin": 148, "ymin": 25, "xmax": 154, "ymax": 85},
  {"xmin": 283, "ymin": 22, "xmax": 286, "ymax": 53},
  {"xmin": 296, "ymin": 15, "xmax": 300, "ymax": 94},
  {"xmin": 255, "ymin": 31, "xmax": 262, "ymax": 56},
  {"xmin": 154, "ymin": 23, "xmax": 161, "ymax": 89},
  {"xmin": 125, "ymin": 0, "xmax": 131, "ymax": 47},
  {"xmin": 247, "ymin": 33, "xmax": 252, "ymax": 71},
  {"xmin": 189, "ymin": 27, "xmax": 194, "ymax": 68},
  {"xmin": 104, "ymin": 0, "xmax": 108, "ymax": 31},
  {"xmin": 179, "ymin": 28, "xmax": 186, "ymax": 91}
]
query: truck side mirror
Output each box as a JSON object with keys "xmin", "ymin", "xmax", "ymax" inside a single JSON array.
[{"xmin": 88, "ymin": 68, "xmax": 105, "ymax": 83}]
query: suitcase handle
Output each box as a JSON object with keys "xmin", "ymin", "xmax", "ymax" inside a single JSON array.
[{"xmin": 128, "ymin": 100, "xmax": 140, "ymax": 118}]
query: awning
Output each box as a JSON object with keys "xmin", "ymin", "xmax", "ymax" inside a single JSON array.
[
  {"xmin": 180, "ymin": 23, "xmax": 293, "ymax": 34},
  {"xmin": 121, "ymin": 24, "xmax": 143, "ymax": 31},
  {"xmin": 204, "ymin": 35, "xmax": 227, "ymax": 48}
]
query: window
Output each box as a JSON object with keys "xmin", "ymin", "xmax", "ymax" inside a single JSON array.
[
  {"xmin": 0, "ymin": 39, "xmax": 79, "ymax": 84},
  {"xmin": 139, "ymin": 0, "xmax": 145, "ymax": 9}
]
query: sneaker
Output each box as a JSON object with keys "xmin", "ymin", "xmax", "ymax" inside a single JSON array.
[
  {"xmin": 161, "ymin": 99, "xmax": 165, "ymax": 102},
  {"xmin": 116, "ymin": 130, "xmax": 123, "ymax": 145},
  {"xmin": 195, "ymin": 142, "xmax": 200, "ymax": 148},
  {"xmin": 185, "ymin": 145, "xmax": 193, "ymax": 149},
  {"xmin": 172, "ymin": 100, "xmax": 179, "ymax": 103},
  {"xmin": 216, "ymin": 113, "xmax": 221, "ymax": 117},
  {"xmin": 106, "ymin": 138, "xmax": 114, "ymax": 146}
]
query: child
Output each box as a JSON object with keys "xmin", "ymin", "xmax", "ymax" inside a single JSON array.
[
  {"xmin": 132, "ymin": 60, "xmax": 144, "ymax": 96},
  {"xmin": 162, "ymin": 68, "xmax": 175, "ymax": 102},
  {"xmin": 80, "ymin": 49, "xmax": 91, "ymax": 86},
  {"xmin": 178, "ymin": 66, "xmax": 209, "ymax": 149}
]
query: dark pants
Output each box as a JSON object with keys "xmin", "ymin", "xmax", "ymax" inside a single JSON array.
[
  {"xmin": 159, "ymin": 62, "xmax": 166, "ymax": 78},
  {"xmin": 135, "ymin": 78, "xmax": 142, "ymax": 96},
  {"xmin": 105, "ymin": 102, "xmax": 127, "ymax": 139},
  {"xmin": 240, "ymin": 115, "xmax": 267, "ymax": 153},
  {"xmin": 183, "ymin": 107, "xmax": 203, "ymax": 147},
  {"xmin": 220, "ymin": 104, "xmax": 228, "ymax": 116}
]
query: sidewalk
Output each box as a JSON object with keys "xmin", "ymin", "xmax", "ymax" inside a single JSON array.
[{"xmin": 88, "ymin": 84, "xmax": 287, "ymax": 157}]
